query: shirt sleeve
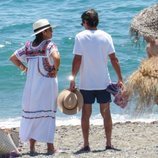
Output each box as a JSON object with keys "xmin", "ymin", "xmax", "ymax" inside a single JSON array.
[
  {"xmin": 73, "ymin": 36, "xmax": 83, "ymax": 55},
  {"xmin": 106, "ymin": 35, "xmax": 115, "ymax": 55},
  {"xmin": 14, "ymin": 46, "xmax": 27, "ymax": 63}
]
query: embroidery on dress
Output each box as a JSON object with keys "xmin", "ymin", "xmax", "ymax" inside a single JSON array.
[
  {"xmin": 25, "ymin": 40, "xmax": 50, "ymax": 57},
  {"xmin": 25, "ymin": 40, "xmax": 56, "ymax": 78}
]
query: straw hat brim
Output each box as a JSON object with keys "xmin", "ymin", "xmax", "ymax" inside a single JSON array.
[
  {"xmin": 130, "ymin": 4, "xmax": 158, "ymax": 39},
  {"xmin": 57, "ymin": 89, "xmax": 83, "ymax": 115}
]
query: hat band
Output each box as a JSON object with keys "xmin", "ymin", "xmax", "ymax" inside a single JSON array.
[
  {"xmin": 34, "ymin": 24, "xmax": 51, "ymax": 32},
  {"xmin": 63, "ymin": 103, "xmax": 77, "ymax": 110}
]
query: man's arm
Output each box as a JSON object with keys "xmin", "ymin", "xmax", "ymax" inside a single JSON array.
[
  {"xmin": 70, "ymin": 54, "xmax": 82, "ymax": 90},
  {"xmin": 109, "ymin": 53, "xmax": 123, "ymax": 85},
  {"xmin": 72, "ymin": 55, "xmax": 82, "ymax": 78}
]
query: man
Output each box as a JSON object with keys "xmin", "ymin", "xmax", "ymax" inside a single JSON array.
[{"xmin": 70, "ymin": 9, "xmax": 123, "ymax": 151}]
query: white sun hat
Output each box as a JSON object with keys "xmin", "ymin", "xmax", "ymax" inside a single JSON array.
[{"xmin": 31, "ymin": 19, "xmax": 52, "ymax": 36}]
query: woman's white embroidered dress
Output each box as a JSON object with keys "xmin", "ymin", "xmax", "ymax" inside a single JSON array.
[{"xmin": 14, "ymin": 39, "xmax": 58, "ymax": 143}]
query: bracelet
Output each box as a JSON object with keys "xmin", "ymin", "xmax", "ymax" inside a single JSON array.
[
  {"xmin": 55, "ymin": 68, "xmax": 59, "ymax": 71},
  {"xmin": 23, "ymin": 68, "xmax": 27, "ymax": 72},
  {"xmin": 69, "ymin": 75, "xmax": 75, "ymax": 81},
  {"xmin": 53, "ymin": 67, "xmax": 59, "ymax": 71},
  {"xmin": 19, "ymin": 65, "xmax": 26, "ymax": 71},
  {"xmin": 20, "ymin": 68, "xmax": 27, "ymax": 75}
]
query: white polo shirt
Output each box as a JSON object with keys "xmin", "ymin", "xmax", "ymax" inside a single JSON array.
[{"xmin": 73, "ymin": 29, "xmax": 115, "ymax": 90}]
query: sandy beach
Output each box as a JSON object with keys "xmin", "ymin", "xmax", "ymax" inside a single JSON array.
[{"xmin": 11, "ymin": 121, "xmax": 157, "ymax": 158}]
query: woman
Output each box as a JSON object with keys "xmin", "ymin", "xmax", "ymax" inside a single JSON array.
[{"xmin": 10, "ymin": 19, "xmax": 60, "ymax": 156}]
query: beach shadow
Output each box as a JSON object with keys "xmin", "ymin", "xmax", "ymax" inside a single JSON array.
[
  {"xmin": 92, "ymin": 147, "xmax": 122, "ymax": 153},
  {"xmin": 73, "ymin": 149, "xmax": 91, "ymax": 155},
  {"xmin": 73, "ymin": 147, "xmax": 122, "ymax": 155},
  {"xmin": 22, "ymin": 150, "xmax": 71, "ymax": 157},
  {"xmin": 73, "ymin": 147, "xmax": 121, "ymax": 155},
  {"xmin": 91, "ymin": 149, "xmax": 106, "ymax": 153},
  {"xmin": 22, "ymin": 152, "xmax": 46, "ymax": 157}
]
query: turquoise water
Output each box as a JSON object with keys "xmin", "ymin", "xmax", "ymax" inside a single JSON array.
[{"xmin": 0, "ymin": 0, "xmax": 158, "ymax": 127}]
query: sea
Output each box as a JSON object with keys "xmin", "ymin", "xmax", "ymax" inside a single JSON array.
[{"xmin": 0, "ymin": 0, "xmax": 158, "ymax": 128}]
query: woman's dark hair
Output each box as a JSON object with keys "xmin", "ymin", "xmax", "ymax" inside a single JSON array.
[
  {"xmin": 32, "ymin": 31, "xmax": 45, "ymax": 46},
  {"xmin": 34, "ymin": 32, "xmax": 44, "ymax": 45},
  {"xmin": 81, "ymin": 9, "xmax": 99, "ymax": 27}
]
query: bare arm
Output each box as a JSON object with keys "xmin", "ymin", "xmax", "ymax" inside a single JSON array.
[
  {"xmin": 72, "ymin": 55, "xmax": 82, "ymax": 77},
  {"xmin": 109, "ymin": 53, "xmax": 123, "ymax": 84},
  {"xmin": 51, "ymin": 51, "xmax": 60, "ymax": 71},
  {"xmin": 10, "ymin": 54, "xmax": 27, "ymax": 72},
  {"xmin": 49, "ymin": 51, "xmax": 60, "ymax": 77},
  {"xmin": 70, "ymin": 55, "xmax": 82, "ymax": 90}
]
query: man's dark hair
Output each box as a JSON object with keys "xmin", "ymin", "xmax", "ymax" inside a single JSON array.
[{"xmin": 81, "ymin": 9, "xmax": 99, "ymax": 27}]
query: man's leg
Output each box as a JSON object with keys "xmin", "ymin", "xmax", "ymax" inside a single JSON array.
[
  {"xmin": 81, "ymin": 104, "xmax": 92, "ymax": 147},
  {"xmin": 100, "ymin": 103, "xmax": 112, "ymax": 147}
]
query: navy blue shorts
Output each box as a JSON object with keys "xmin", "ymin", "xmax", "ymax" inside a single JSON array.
[{"xmin": 80, "ymin": 89, "xmax": 111, "ymax": 104}]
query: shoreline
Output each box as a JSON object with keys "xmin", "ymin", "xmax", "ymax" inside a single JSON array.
[
  {"xmin": 1, "ymin": 114, "xmax": 158, "ymax": 128},
  {"xmin": 3, "ymin": 121, "xmax": 157, "ymax": 158}
]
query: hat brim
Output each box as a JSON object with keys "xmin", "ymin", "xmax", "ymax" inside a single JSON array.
[
  {"xmin": 57, "ymin": 89, "xmax": 83, "ymax": 115},
  {"xmin": 31, "ymin": 26, "xmax": 51, "ymax": 36}
]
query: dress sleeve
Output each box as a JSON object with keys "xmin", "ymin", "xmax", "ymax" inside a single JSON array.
[
  {"xmin": 14, "ymin": 46, "xmax": 27, "ymax": 63},
  {"xmin": 47, "ymin": 42, "xmax": 59, "ymax": 56}
]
